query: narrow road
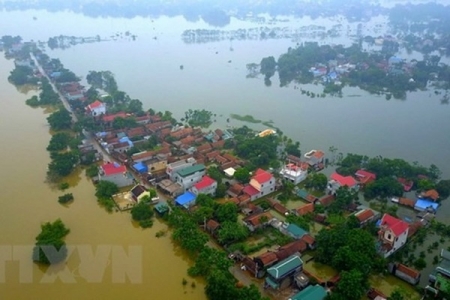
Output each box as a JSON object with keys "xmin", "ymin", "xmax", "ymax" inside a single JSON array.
[
  {"xmin": 30, "ymin": 52, "xmax": 78, "ymax": 123},
  {"xmin": 30, "ymin": 51, "xmax": 112, "ymax": 163}
]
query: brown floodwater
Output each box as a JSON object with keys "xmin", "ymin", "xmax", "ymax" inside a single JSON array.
[{"xmin": 0, "ymin": 56, "xmax": 206, "ymax": 299}]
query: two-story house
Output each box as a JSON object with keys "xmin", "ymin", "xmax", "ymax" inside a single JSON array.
[
  {"xmin": 191, "ymin": 175, "xmax": 217, "ymax": 196},
  {"xmin": 243, "ymin": 169, "xmax": 275, "ymax": 201},
  {"xmin": 175, "ymin": 164, "xmax": 206, "ymax": 191},
  {"xmin": 378, "ymin": 213, "xmax": 409, "ymax": 257},
  {"xmin": 86, "ymin": 100, "xmax": 106, "ymax": 117},
  {"xmin": 279, "ymin": 163, "xmax": 308, "ymax": 184},
  {"xmin": 98, "ymin": 162, "xmax": 134, "ymax": 188},
  {"xmin": 166, "ymin": 157, "xmax": 196, "ymax": 181}
]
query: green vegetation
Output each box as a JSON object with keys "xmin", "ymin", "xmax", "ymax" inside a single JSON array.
[
  {"xmin": 85, "ymin": 165, "xmax": 99, "ymax": 178},
  {"xmin": 58, "ymin": 182, "xmax": 69, "ymax": 190},
  {"xmin": 131, "ymin": 202, "xmax": 154, "ymax": 228},
  {"xmin": 304, "ymin": 173, "xmax": 328, "ymax": 191},
  {"xmin": 47, "ymin": 108, "xmax": 72, "ymax": 131},
  {"xmin": 47, "ymin": 151, "xmax": 79, "ymax": 180},
  {"xmin": 316, "ymin": 218, "xmax": 385, "ymax": 300},
  {"xmin": 234, "ymin": 167, "xmax": 250, "ymax": 183},
  {"xmin": 337, "ymin": 153, "xmax": 442, "ymax": 199},
  {"xmin": 234, "ymin": 133, "xmax": 279, "ymax": 170},
  {"xmin": 169, "ymin": 207, "xmax": 267, "ymax": 299},
  {"xmin": 58, "ymin": 193, "xmax": 74, "ymax": 204},
  {"xmin": 184, "ymin": 109, "xmax": 213, "ymax": 128},
  {"xmin": 8, "ymin": 65, "xmax": 38, "ymax": 86},
  {"xmin": 46, "ymin": 132, "xmax": 71, "ymax": 152},
  {"xmin": 230, "ymin": 114, "xmax": 262, "ymax": 124},
  {"xmin": 32, "ymin": 219, "xmax": 70, "ymax": 265},
  {"xmin": 95, "ymin": 181, "xmax": 119, "ymax": 212}
]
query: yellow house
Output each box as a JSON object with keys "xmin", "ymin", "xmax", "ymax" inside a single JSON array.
[{"xmin": 130, "ymin": 185, "xmax": 150, "ymax": 203}]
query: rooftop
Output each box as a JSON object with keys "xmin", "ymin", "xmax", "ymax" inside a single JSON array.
[
  {"xmin": 177, "ymin": 164, "xmax": 205, "ymax": 177},
  {"xmin": 193, "ymin": 176, "xmax": 216, "ymax": 190},
  {"xmin": 289, "ymin": 284, "xmax": 327, "ymax": 300},
  {"xmin": 380, "ymin": 213, "xmax": 409, "ymax": 236},
  {"xmin": 175, "ymin": 192, "xmax": 196, "ymax": 206},
  {"xmin": 330, "ymin": 172, "xmax": 357, "ymax": 187},
  {"xmin": 286, "ymin": 223, "xmax": 308, "ymax": 239},
  {"xmin": 101, "ymin": 162, "xmax": 127, "ymax": 176},
  {"xmin": 252, "ymin": 168, "xmax": 273, "ymax": 184},
  {"xmin": 267, "ymin": 255, "xmax": 303, "ymax": 280}
]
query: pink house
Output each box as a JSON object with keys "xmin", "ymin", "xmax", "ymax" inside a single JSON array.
[{"xmin": 243, "ymin": 169, "xmax": 275, "ymax": 201}]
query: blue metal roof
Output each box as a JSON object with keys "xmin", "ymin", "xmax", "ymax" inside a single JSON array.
[
  {"xmin": 415, "ymin": 199, "xmax": 439, "ymax": 211},
  {"xmin": 175, "ymin": 192, "xmax": 196, "ymax": 206}
]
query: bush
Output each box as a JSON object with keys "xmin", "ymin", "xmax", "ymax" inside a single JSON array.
[{"xmin": 58, "ymin": 193, "xmax": 74, "ymax": 204}]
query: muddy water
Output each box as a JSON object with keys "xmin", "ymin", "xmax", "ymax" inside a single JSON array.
[{"xmin": 0, "ymin": 56, "xmax": 205, "ymax": 299}]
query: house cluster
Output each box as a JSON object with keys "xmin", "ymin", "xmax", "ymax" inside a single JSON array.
[
  {"xmin": 278, "ymin": 151, "xmax": 325, "ymax": 185},
  {"xmin": 427, "ymin": 249, "xmax": 450, "ymax": 297},
  {"xmin": 309, "ymin": 59, "xmax": 356, "ymax": 85}
]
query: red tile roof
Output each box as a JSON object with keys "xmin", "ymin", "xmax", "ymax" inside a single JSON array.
[
  {"xmin": 206, "ymin": 219, "xmax": 220, "ymax": 231},
  {"xmin": 313, "ymin": 150, "xmax": 325, "ymax": 159},
  {"xmin": 194, "ymin": 176, "xmax": 216, "ymax": 190},
  {"xmin": 331, "ymin": 172, "xmax": 357, "ymax": 187},
  {"xmin": 252, "ymin": 169, "xmax": 273, "ymax": 184},
  {"xmin": 256, "ymin": 252, "xmax": 278, "ymax": 267},
  {"xmin": 399, "ymin": 197, "xmax": 415, "ymax": 207},
  {"xmin": 422, "ymin": 189, "xmax": 439, "ymax": 201},
  {"xmin": 301, "ymin": 234, "xmax": 315, "ymax": 246},
  {"xmin": 355, "ymin": 209, "xmax": 375, "ymax": 223},
  {"xmin": 319, "ymin": 195, "xmax": 335, "ymax": 206},
  {"xmin": 296, "ymin": 203, "xmax": 314, "ymax": 216},
  {"xmin": 87, "ymin": 100, "xmax": 104, "ymax": 110},
  {"xmin": 102, "ymin": 112, "xmax": 128, "ymax": 122},
  {"xmin": 380, "ymin": 213, "xmax": 409, "ymax": 236},
  {"xmin": 244, "ymin": 212, "xmax": 273, "ymax": 227},
  {"xmin": 243, "ymin": 185, "xmax": 260, "ymax": 197},
  {"xmin": 396, "ymin": 264, "xmax": 420, "ymax": 279},
  {"xmin": 101, "ymin": 162, "xmax": 127, "ymax": 176},
  {"xmin": 355, "ymin": 169, "xmax": 377, "ymax": 185}
]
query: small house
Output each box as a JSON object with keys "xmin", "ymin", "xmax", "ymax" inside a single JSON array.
[
  {"xmin": 393, "ymin": 263, "xmax": 421, "ymax": 285},
  {"xmin": 130, "ymin": 185, "xmax": 150, "ymax": 203},
  {"xmin": 279, "ymin": 163, "xmax": 308, "ymax": 184},
  {"xmin": 175, "ymin": 191, "xmax": 196, "ymax": 209},
  {"xmin": 355, "ymin": 169, "xmax": 376, "ymax": 186},
  {"xmin": 86, "ymin": 100, "xmax": 106, "ymax": 116},
  {"xmin": 243, "ymin": 212, "xmax": 274, "ymax": 232},
  {"xmin": 265, "ymin": 255, "xmax": 303, "ymax": 290},
  {"xmin": 98, "ymin": 162, "xmax": 134, "ymax": 188},
  {"xmin": 191, "ymin": 176, "xmax": 217, "ymax": 196},
  {"xmin": 327, "ymin": 172, "xmax": 358, "ymax": 194}
]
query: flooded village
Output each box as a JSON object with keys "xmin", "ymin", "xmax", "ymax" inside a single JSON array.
[
  {"xmin": 1, "ymin": 1, "xmax": 450, "ymax": 300},
  {"xmin": 2, "ymin": 32, "xmax": 450, "ymax": 300}
]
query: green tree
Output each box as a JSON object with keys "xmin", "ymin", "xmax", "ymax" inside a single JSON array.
[
  {"xmin": 217, "ymin": 221, "xmax": 249, "ymax": 245},
  {"xmin": 188, "ymin": 247, "xmax": 232, "ymax": 277},
  {"xmin": 436, "ymin": 179, "xmax": 450, "ymax": 199},
  {"xmin": 260, "ymin": 56, "xmax": 276, "ymax": 79},
  {"xmin": 47, "ymin": 151, "xmax": 79, "ymax": 179},
  {"xmin": 215, "ymin": 202, "xmax": 238, "ymax": 223},
  {"xmin": 207, "ymin": 166, "xmax": 223, "ymax": 184},
  {"xmin": 234, "ymin": 167, "xmax": 250, "ymax": 183},
  {"xmin": 47, "ymin": 108, "xmax": 72, "ymax": 131},
  {"xmin": 205, "ymin": 270, "xmax": 239, "ymax": 300},
  {"xmin": 215, "ymin": 183, "xmax": 227, "ymax": 198},
  {"xmin": 95, "ymin": 181, "xmax": 119, "ymax": 199},
  {"xmin": 131, "ymin": 202, "xmax": 154, "ymax": 228},
  {"xmin": 47, "ymin": 132, "xmax": 71, "ymax": 152},
  {"xmin": 332, "ymin": 269, "xmax": 369, "ymax": 300},
  {"xmin": 305, "ymin": 173, "xmax": 328, "ymax": 191},
  {"xmin": 32, "ymin": 219, "xmax": 70, "ymax": 265},
  {"xmin": 388, "ymin": 289, "xmax": 405, "ymax": 300},
  {"xmin": 192, "ymin": 206, "xmax": 214, "ymax": 224},
  {"xmin": 417, "ymin": 179, "xmax": 436, "ymax": 191},
  {"xmin": 127, "ymin": 99, "xmax": 144, "ymax": 114}
]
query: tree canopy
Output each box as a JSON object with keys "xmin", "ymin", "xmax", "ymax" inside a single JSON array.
[
  {"xmin": 47, "ymin": 108, "xmax": 72, "ymax": 131},
  {"xmin": 32, "ymin": 219, "xmax": 70, "ymax": 265}
]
